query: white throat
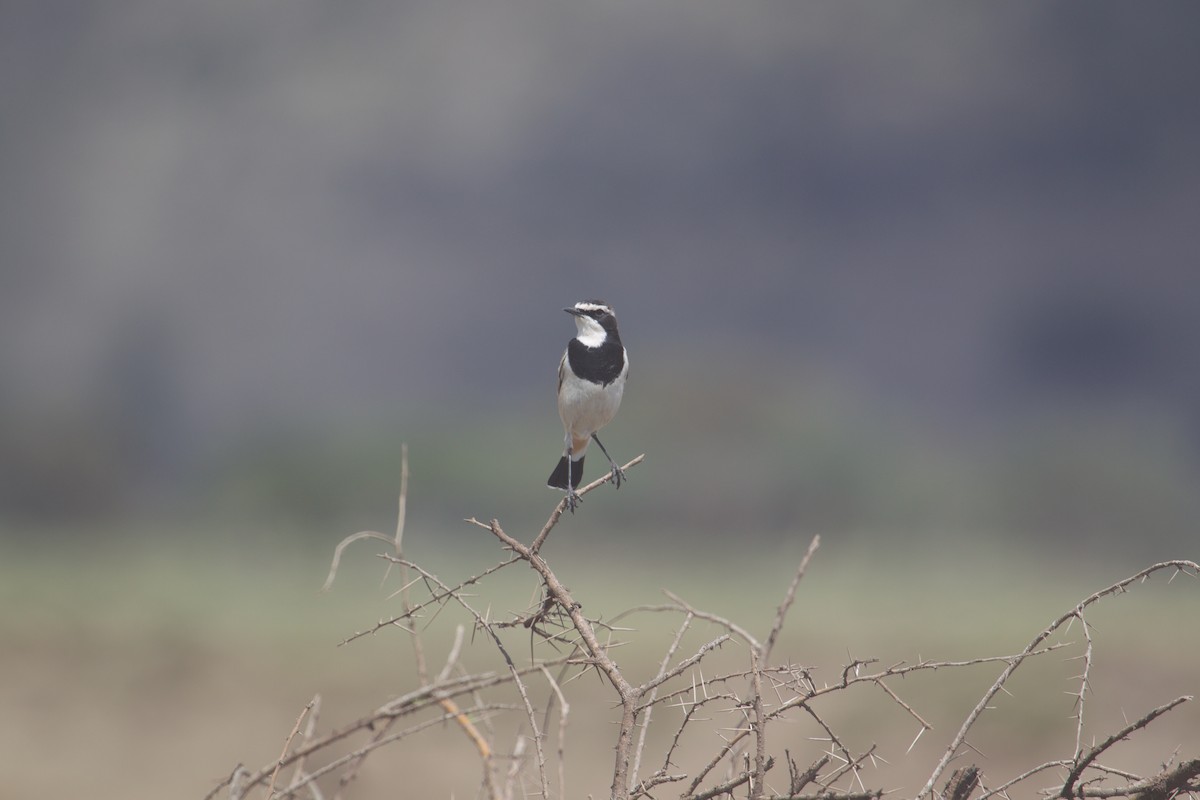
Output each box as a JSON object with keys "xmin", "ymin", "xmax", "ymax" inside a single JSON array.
[{"xmin": 574, "ymin": 316, "xmax": 608, "ymax": 347}]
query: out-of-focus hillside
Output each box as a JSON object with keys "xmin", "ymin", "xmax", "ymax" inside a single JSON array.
[{"xmin": 2, "ymin": 2, "xmax": 1200, "ymax": 552}]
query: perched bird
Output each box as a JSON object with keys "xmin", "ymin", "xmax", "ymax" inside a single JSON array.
[{"xmin": 547, "ymin": 300, "xmax": 629, "ymax": 512}]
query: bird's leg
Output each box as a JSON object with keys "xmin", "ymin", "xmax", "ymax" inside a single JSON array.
[
  {"xmin": 590, "ymin": 433, "xmax": 625, "ymax": 489},
  {"xmin": 565, "ymin": 444, "xmax": 581, "ymax": 513}
]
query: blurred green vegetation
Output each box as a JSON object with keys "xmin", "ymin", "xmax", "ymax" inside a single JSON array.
[{"xmin": 178, "ymin": 364, "xmax": 1200, "ymax": 563}]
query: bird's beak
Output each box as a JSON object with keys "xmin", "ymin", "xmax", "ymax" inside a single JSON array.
[{"xmin": 564, "ymin": 307, "xmax": 583, "ymax": 316}]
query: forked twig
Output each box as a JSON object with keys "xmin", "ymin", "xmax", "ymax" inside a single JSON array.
[
  {"xmin": 1060, "ymin": 696, "xmax": 1192, "ymax": 798},
  {"xmin": 531, "ymin": 454, "xmax": 646, "ymax": 553}
]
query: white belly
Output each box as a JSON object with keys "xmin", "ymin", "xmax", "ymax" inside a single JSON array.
[{"xmin": 559, "ymin": 373, "xmax": 625, "ymax": 438}]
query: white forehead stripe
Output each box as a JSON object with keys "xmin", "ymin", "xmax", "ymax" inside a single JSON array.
[{"xmin": 574, "ymin": 301, "xmax": 611, "ymax": 313}]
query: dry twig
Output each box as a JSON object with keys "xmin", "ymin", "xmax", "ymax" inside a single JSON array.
[{"xmin": 209, "ymin": 449, "xmax": 1198, "ymax": 800}]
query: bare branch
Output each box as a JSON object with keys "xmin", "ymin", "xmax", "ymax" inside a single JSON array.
[
  {"xmin": 531, "ymin": 454, "xmax": 646, "ymax": 553},
  {"xmin": 281, "ymin": 704, "xmax": 523, "ymax": 797},
  {"xmin": 1129, "ymin": 758, "xmax": 1200, "ymax": 800},
  {"xmin": 286, "ymin": 693, "xmax": 321, "ymax": 798},
  {"xmin": 1060, "ymin": 696, "xmax": 1192, "ymax": 798},
  {"xmin": 321, "ymin": 445, "xmax": 411, "ymax": 592},
  {"xmin": 266, "ymin": 698, "xmax": 316, "ymax": 797},
  {"xmin": 338, "ymin": 555, "xmax": 522, "ymax": 645},
  {"xmin": 321, "ymin": 530, "xmax": 394, "ymax": 592},
  {"xmin": 978, "ymin": 759, "xmax": 1072, "ymax": 799},
  {"xmin": 942, "ymin": 766, "xmax": 981, "ymax": 800},
  {"xmin": 661, "ymin": 590, "xmax": 762, "ymax": 650},
  {"xmin": 767, "ymin": 793, "xmax": 882, "ymax": 800},
  {"xmin": 762, "ymin": 534, "xmax": 820, "ymax": 664},
  {"xmin": 1071, "ymin": 612, "xmax": 1095, "ymax": 762},
  {"xmin": 216, "ymin": 448, "xmax": 1199, "ymax": 800},
  {"xmin": 540, "ymin": 665, "xmax": 571, "ymax": 800},
  {"xmin": 690, "ymin": 757, "xmax": 774, "ymax": 800},
  {"xmin": 469, "ymin": 516, "xmax": 642, "ymax": 798},
  {"xmin": 631, "ymin": 612, "xmax": 693, "ymax": 791},
  {"xmin": 919, "ymin": 560, "xmax": 1200, "ymax": 797},
  {"xmin": 788, "ymin": 753, "xmax": 829, "ymax": 795},
  {"xmin": 750, "ymin": 650, "xmax": 768, "ymax": 800},
  {"xmin": 640, "ymin": 635, "xmax": 730, "ymax": 695}
]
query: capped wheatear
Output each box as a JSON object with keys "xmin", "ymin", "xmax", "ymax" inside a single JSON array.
[{"xmin": 547, "ymin": 300, "xmax": 629, "ymax": 512}]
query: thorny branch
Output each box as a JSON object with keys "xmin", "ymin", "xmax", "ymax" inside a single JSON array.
[
  {"xmin": 209, "ymin": 449, "xmax": 1199, "ymax": 800},
  {"xmin": 1059, "ymin": 696, "xmax": 1193, "ymax": 798},
  {"xmin": 918, "ymin": 559, "xmax": 1200, "ymax": 798}
]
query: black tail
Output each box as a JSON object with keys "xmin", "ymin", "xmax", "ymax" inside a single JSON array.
[{"xmin": 547, "ymin": 455, "xmax": 585, "ymax": 490}]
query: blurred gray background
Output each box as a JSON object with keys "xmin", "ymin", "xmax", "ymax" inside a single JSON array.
[
  {"xmin": 5, "ymin": 5, "xmax": 1200, "ymax": 798},
  {"xmin": 3, "ymin": 0, "xmax": 1200, "ymax": 554}
]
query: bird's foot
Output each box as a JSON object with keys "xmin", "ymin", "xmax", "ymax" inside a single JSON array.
[
  {"xmin": 609, "ymin": 463, "xmax": 626, "ymax": 489},
  {"xmin": 564, "ymin": 490, "xmax": 581, "ymax": 513}
]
